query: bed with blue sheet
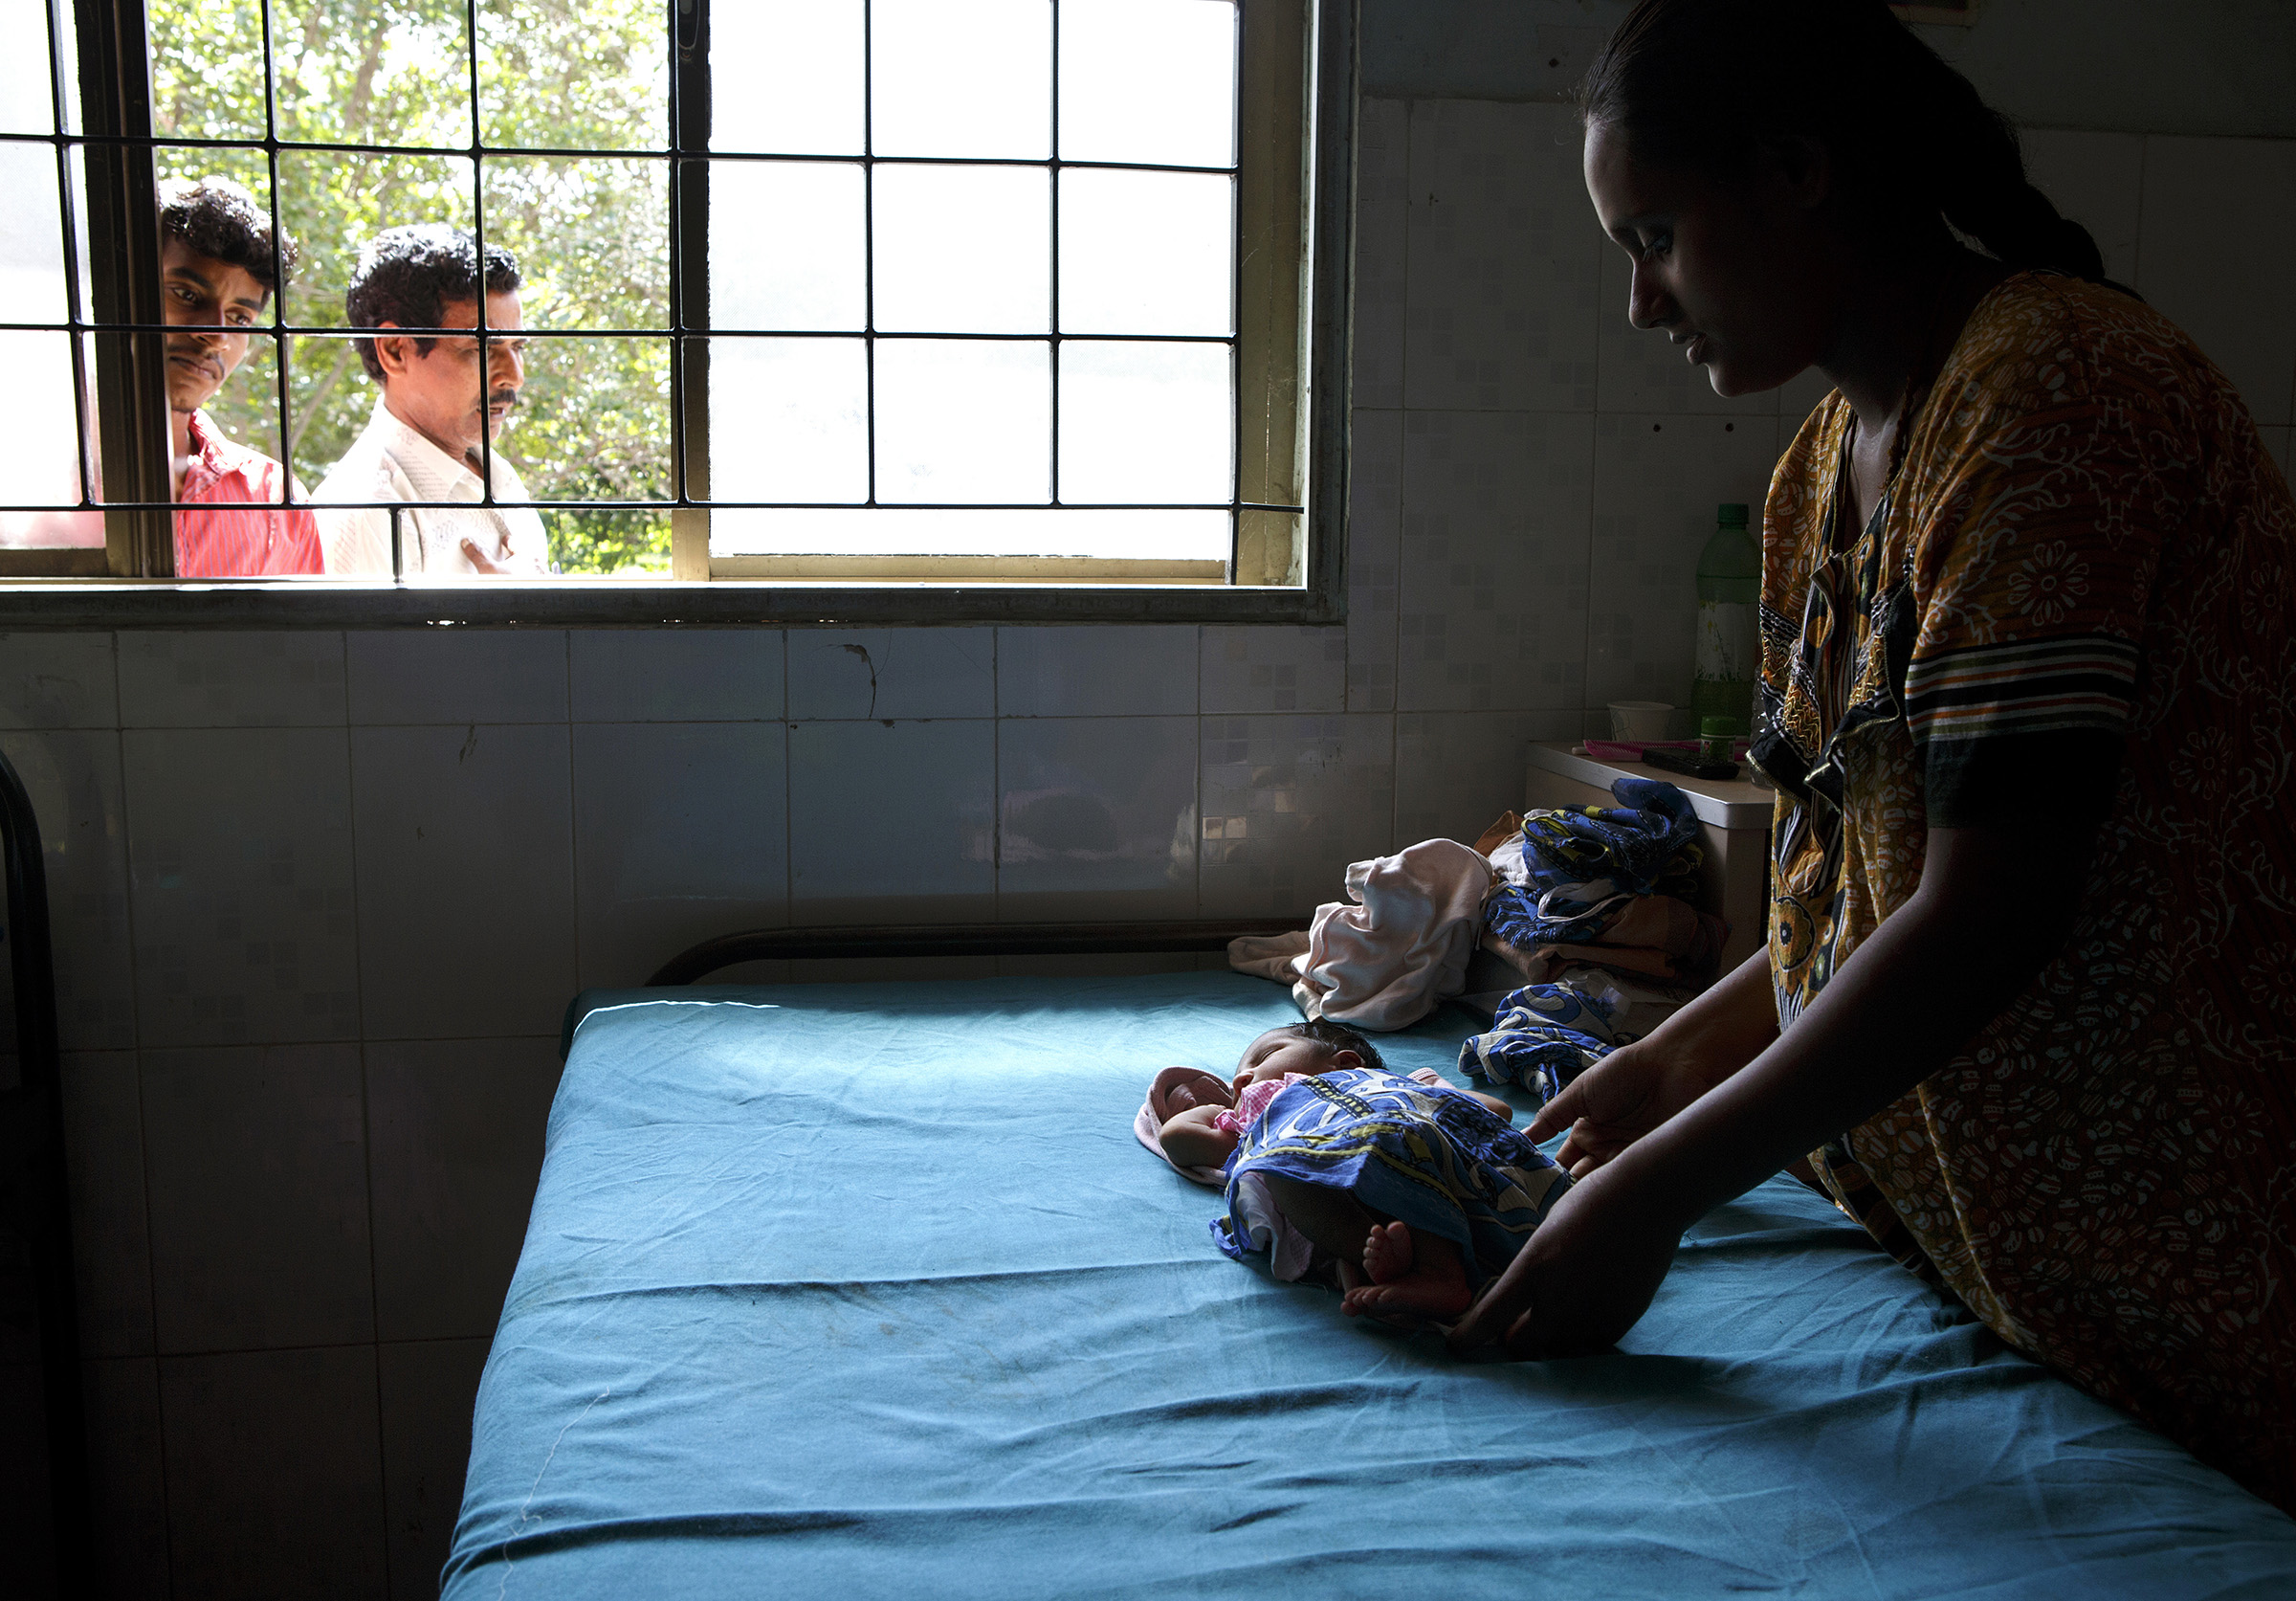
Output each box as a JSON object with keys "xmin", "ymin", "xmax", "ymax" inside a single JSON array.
[{"xmin": 444, "ymin": 969, "xmax": 2296, "ymax": 1597}]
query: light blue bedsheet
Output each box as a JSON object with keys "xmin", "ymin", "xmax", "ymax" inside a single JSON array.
[{"xmin": 446, "ymin": 972, "xmax": 2296, "ymax": 1598}]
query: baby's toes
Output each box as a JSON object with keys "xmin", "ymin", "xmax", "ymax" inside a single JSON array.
[{"xmin": 1363, "ymin": 1220, "xmax": 1414, "ymax": 1284}]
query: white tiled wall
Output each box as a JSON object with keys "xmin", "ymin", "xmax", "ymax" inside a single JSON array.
[{"xmin": 8, "ymin": 96, "xmax": 2290, "ymax": 1599}]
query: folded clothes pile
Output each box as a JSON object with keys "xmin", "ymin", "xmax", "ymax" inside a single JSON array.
[
  {"xmin": 1461, "ymin": 777, "xmax": 1727, "ymax": 1101},
  {"xmin": 1481, "ymin": 776, "xmax": 1724, "ymax": 988},
  {"xmin": 1227, "ymin": 778, "xmax": 1729, "ymax": 1078}
]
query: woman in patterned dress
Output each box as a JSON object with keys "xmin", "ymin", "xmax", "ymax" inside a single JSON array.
[{"xmin": 1448, "ymin": 0, "xmax": 2296, "ymax": 1512}]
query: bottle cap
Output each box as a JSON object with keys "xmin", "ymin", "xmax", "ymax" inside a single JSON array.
[
  {"xmin": 1699, "ymin": 716, "xmax": 1741, "ymax": 738},
  {"xmin": 1717, "ymin": 503, "xmax": 1750, "ymax": 526}
]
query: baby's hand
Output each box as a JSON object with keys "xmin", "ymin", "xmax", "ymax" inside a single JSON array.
[{"xmin": 1149, "ymin": 1065, "xmax": 1234, "ymax": 1121}]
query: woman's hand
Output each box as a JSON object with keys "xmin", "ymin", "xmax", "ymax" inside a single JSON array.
[
  {"xmin": 1526, "ymin": 946, "xmax": 1779, "ymax": 1176},
  {"xmin": 1530, "ymin": 1037, "xmax": 1729, "ymax": 1176},
  {"xmin": 1444, "ymin": 1163, "xmax": 1681, "ymax": 1358}
]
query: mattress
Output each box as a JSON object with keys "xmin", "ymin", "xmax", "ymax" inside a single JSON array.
[{"xmin": 445, "ymin": 971, "xmax": 2296, "ymax": 1597}]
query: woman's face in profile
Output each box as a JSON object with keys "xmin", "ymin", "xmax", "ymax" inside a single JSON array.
[{"xmin": 1581, "ymin": 121, "xmax": 1836, "ymax": 398}]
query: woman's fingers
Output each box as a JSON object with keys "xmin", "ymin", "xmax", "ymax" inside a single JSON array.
[
  {"xmin": 1446, "ymin": 1254, "xmax": 1536, "ymax": 1355},
  {"xmin": 1556, "ymin": 1117, "xmax": 1623, "ymax": 1175},
  {"xmin": 1523, "ymin": 1074, "xmax": 1592, "ymax": 1143}
]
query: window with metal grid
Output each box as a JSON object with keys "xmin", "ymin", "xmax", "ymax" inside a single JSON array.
[{"xmin": 0, "ymin": 0, "xmax": 1350, "ymax": 625}]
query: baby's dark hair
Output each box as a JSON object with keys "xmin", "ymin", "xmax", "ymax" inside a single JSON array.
[{"xmin": 1278, "ymin": 1017, "xmax": 1384, "ymax": 1072}]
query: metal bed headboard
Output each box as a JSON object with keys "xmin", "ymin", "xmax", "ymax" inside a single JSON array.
[
  {"xmin": 0, "ymin": 744, "xmax": 91, "ymax": 1589},
  {"xmin": 646, "ymin": 918, "xmax": 1312, "ymax": 987}
]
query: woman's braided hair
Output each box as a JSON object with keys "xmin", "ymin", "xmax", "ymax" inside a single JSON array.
[{"xmin": 1579, "ymin": 0, "xmax": 2112, "ymax": 285}]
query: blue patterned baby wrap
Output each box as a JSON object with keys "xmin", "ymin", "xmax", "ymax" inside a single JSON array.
[
  {"xmin": 1483, "ymin": 777, "xmax": 1702, "ymax": 951},
  {"xmin": 1213, "ymin": 1068, "xmax": 1570, "ymax": 1291},
  {"xmin": 1458, "ymin": 984, "xmax": 1620, "ymax": 1106}
]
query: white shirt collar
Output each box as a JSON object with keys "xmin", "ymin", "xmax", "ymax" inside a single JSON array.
[{"xmin": 365, "ymin": 396, "xmax": 528, "ymax": 505}]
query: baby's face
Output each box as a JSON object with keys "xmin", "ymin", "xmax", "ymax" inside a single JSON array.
[{"xmin": 1233, "ymin": 1029, "xmax": 1341, "ymax": 1090}]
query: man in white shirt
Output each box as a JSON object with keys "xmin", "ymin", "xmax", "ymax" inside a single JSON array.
[{"xmin": 315, "ymin": 225, "xmax": 549, "ymax": 577}]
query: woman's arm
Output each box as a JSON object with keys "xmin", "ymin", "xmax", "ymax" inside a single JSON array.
[{"xmin": 1449, "ymin": 815, "xmax": 2092, "ymax": 1358}]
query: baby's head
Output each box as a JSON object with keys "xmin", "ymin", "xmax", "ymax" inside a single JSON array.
[{"xmin": 1234, "ymin": 1018, "xmax": 1386, "ymax": 1089}]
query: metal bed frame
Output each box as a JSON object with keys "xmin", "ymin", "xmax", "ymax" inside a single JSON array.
[
  {"xmin": 0, "ymin": 744, "xmax": 89, "ymax": 1590},
  {"xmin": 646, "ymin": 918, "xmax": 1309, "ymax": 988}
]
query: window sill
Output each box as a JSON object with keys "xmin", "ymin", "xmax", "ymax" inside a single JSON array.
[{"xmin": 0, "ymin": 574, "xmax": 1344, "ymax": 630}]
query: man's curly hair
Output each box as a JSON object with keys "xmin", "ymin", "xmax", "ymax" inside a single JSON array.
[
  {"xmin": 345, "ymin": 224, "xmax": 523, "ymax": 383},
  {"xmin": 1278, "ymin": 1017, "xmax": 1385, "ymax": 1072},
  {"xmin": 158, "ymin": 176, "xmax": 298, "ymax": 296}
]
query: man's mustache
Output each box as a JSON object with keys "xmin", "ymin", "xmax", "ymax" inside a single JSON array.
[
  {"xmin": 165, "ymin": 337, "xmax": 225, "ymax": 381},
  {"xmin": 482, "ymin": 388, "xmax": 519, "ymax": 413}
]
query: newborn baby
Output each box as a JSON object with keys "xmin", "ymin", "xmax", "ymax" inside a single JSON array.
[{"xmin": 1151, "ymin": 1021, "xmax": 1563, "ymax": 1322}]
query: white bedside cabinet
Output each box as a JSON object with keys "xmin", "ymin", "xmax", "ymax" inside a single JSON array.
[{"xmin": 1522, "ymin": 742, "xmax": 1775, "ymax": 974}]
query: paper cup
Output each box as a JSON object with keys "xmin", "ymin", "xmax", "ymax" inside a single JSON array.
[{"xmin": 1607, "ymin": 700, "xmax": 1673, "ymax": 741}]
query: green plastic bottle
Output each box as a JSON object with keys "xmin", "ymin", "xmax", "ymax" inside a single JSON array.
[{"xmin": 1691, "ymin": 502, "xmax": 1760, "ymax": 732}]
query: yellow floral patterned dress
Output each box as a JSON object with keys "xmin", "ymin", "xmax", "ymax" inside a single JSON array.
[{"xmin": 1753, "ymin": 272, "xmax": 2296, "ymax": 1510}]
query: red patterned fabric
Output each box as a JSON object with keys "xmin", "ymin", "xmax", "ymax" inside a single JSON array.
[
  {"xmin": 1756, "ymin": 272, "xmax": 2296, "ymax": 1509},
  {"xmin": 173, "ymin": 410, "xmax": 322, "ymax": 577}
]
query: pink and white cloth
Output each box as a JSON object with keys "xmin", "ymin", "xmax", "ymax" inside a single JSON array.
[{"xmin": 1228, "ymin": 839, "xmax": 1494, "ymax": 1031}]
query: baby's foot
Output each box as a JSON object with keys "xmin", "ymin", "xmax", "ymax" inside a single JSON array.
[
  {"xmin": 1361, "ymin": 1219, "xmax": 1414, "ymax": 1284},
  {"xmin": 1341, "ymin": 1227, "xmax": 1473, "ymax": 1321}
]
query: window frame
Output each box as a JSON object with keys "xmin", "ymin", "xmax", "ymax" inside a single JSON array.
[{"xmin": 0, "ymin": 0, "xmax": 1354, "ymax": 629}]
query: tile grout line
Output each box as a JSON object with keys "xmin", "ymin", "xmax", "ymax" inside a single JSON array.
[
  {"xmin": 991, "ymin": 627, "xmax": 1003, "ymax": 925},
  {"xmin": 2130, "ymin": 133, "xmax": 2151, "ymax": 305},
  {"xmin": 782, "ymin": 629, "xmax": 794, "ymax": 961},
  {"xmin": 1388, "ymin": 100, "xmax": 1412, "ymax": 850},
  {"xmin": 338, "ymin": 630, "xmax": 392, "ymax": 1556},
  {"xmin": 109, "ymin": 627, "xmax": 180, "ymax": 1586},
  {"xmin": 562, "ymin": 633, "xmax": 583, "ymax": 992},
  {"xmin": 1192, "ymin": 624, "xmax": 1203, "ymax": 918}
]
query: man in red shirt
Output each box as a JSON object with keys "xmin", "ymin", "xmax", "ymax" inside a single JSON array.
[{"xmin": 160, "ymin": 177, "xmax": 322, "ymax": 577}]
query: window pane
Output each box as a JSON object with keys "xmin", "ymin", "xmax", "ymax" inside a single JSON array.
[
  {"xmin": 192, "ymin": 332, "xmax": 289, "ymax": 480},
  {"xmin": 710, "ymin": 161, "xmax": 866, "ymax": 332},
  {"xmin": 0, "ymin": 334, "xmax": 98, "ymax": 545},
  {"xmin": 146, "ymin": 0, "xmax": 269, "ymax": 141},
  {"xmin": 712, "ymin": 507, "xmax": 1225, "ymax": 559},
  {"xmin": 286, "ymin": 334, "xmax": 377, "ymax": 496},
  {"xmin": 276, "ymin": 151, "xmax": 475, "ymax": 330},
  {"xmin": 264, "ymin": 0, "xmax": 472, "ymax": 148},
  {"xmin": 546, "ymin": 507, "xmax": 671, "ymax": 575},
  {"xmin": 1058, "ymin": 0, "xmax": 1235, "ymax": 168},
  {"xmin": 0, "ymin": 1, "xmax": 54, "ymax": 135},
  {"xmin": 480, "ymin": 0, "xmax": 669, "ymax": 151},
  {"xmin": 483, "ymin": 157, "xmax": 670, "ymax": 329},
  {"xmin": 703, "ymin": 337, "xmax": 870, "ymax": 504},
  {"xmin": 155, "ymin": 145, "xmax": 275, "ymax": 285},
  {"xmin": 873, "ymin": 165, "xmax": 1048, "ymax": 334},
  {"xmin": 1058, "ymin": 168, "xmax": 1230, "ymax": 335},
  {"xmin": 711, "ymin": 0, "xmax": 865, "ymax": 156},
  {"xmin": 1059, "ymin": 340, "xmax": 1229, "ymax": 504},
  {"xmin": 872, "ymin": 0, "xmax": 1049, "ymax": 159},
  {"xmin": 502, "ymin": 334, "xmax": 673, "ymax": 504},
  {"xmin": 0, "ymin": 141, "xmax": 68, "ymax": 325},
  {"xmin": 874, "ymin": 338, "xmax": 1049, "ymax": 503}
]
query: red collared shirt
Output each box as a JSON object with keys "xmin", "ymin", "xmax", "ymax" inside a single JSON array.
[{"xmin": 175, "ymin": 411, "xmax": 322, "ymax": 577}]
